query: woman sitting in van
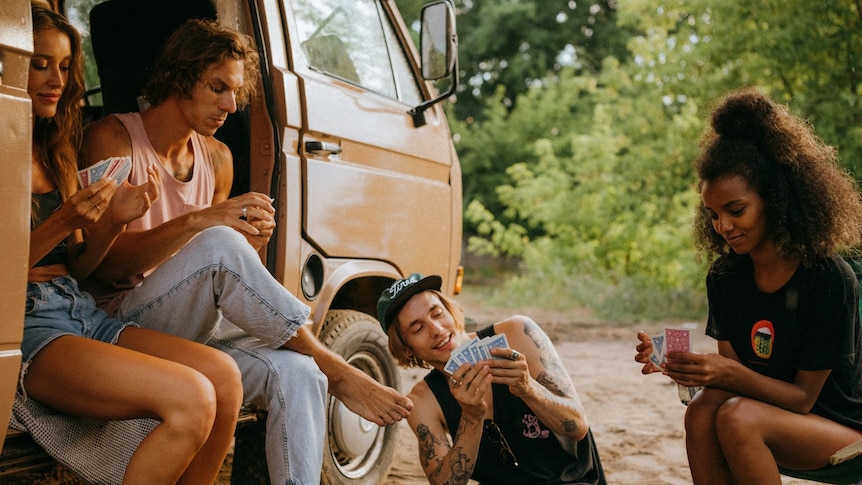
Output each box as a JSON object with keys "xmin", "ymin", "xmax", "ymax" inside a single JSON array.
[{"xmin": 15, "ymin": 5, "xmax": 243, "ymax": 483}]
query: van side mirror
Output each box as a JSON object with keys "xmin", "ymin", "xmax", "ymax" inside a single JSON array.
[
  {"xmin": 420, "ymin": 1, "xmax": 456, "ymax": 80},
  {"xmin": 409, "ymin": 0, "xmax": 458, "ymax": 127}
]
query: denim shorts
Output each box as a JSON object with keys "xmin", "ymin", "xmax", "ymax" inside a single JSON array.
[{"xmin": 23, "ymin": 276, "xmax": 138, "ymax": 364}]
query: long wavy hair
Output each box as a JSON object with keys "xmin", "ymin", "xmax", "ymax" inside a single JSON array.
[
  {"xmin": 386, "ymin": 290, "xmax": 466, "ymax": 369},
  {"xmin": 143, "ymin": 19, "xmax": 259, "ymax": 109},
  {"xmin": 693, "ymin": 88, "xmax": 862, "ymax": 267},
  {"xmin": 31, "ymin": 3, "xmax": 85, "ymax": 206}
]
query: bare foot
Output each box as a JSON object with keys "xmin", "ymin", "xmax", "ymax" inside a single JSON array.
[
  {"xmin": 282, "ymin": 325, "xmax": 413, "ymax": 425},
  {"xmin": 328, "ymin": 366, "xmax": 413, "ymax": 426}
]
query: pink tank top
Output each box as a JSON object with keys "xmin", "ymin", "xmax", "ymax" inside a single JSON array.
[
  {"xmin": 115, "ymin": 112, "xmax": 215, "ymax": 232},
  {"xmin": 91, "ymin": 113, "xmax": 216, "ymax": 314}
]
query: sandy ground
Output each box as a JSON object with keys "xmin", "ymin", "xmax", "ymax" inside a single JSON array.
[{"xmin": 7, "ymin": 292, "xmax": 826, "ymax": 484}]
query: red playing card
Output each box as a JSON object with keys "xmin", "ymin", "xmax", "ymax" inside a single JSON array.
[{"xmin": 664, "ymin": 327, "xmax": 691, "ymax": 355}]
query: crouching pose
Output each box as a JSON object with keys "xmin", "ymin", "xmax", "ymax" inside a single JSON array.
[{"xmin": 378, "ymin": 273, "xmax": 606, "ymax": 484}]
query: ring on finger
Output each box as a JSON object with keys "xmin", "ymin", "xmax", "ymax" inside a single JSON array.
[
  {"xmin": 509, "ymin": 350, "xmax": 520, "ymax": 361},
  {"xmin": 449, "ymin": 376, "xmax": 459, "ymax": 387},
  {"xmin": 241, "ymin": 206, "xmax": 248, "ymax": 220}
]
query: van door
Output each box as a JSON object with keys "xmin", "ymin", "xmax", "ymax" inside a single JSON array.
[
  {"xmin": 282, "ymin": 0, "xmax": 457, "ymax": 276},
  {"xmin": 0, "ymin": 0, "xmax": 33, "ymax": 447}
]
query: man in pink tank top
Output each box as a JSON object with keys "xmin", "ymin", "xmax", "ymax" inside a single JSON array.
[{"xmin": 80, "ymin": 19, "xmax": 412, "ymax": 485}]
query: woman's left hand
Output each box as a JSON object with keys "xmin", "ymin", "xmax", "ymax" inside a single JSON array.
[
  {"xmin": 107, "ymin": 166, "xmax": 160, "ymax": 225},
  {"xmin": 488, "ymin": 347, "xmax": 531, "ymax": 397}
]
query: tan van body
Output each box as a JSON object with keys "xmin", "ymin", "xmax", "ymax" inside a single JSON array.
[
  {"xmin": 0, "ymin": 1, "xmax": 461, "ymax": 483},
  {"xmin": 0, "ymin": 0, "xmax": 33, "ymax": 457}
]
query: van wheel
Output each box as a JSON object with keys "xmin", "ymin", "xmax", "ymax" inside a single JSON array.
[{"xmin": 319, "ymin": 309, "xmax": 400, "ymax": 485}]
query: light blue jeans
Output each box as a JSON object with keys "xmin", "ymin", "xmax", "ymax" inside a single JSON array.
[{"xmin": 115, "ymin": 226, "xmax": 326, "ymax": 485}]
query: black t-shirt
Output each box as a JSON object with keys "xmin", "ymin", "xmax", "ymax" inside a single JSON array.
[{"xmin": 706, "ymin": 255, "xmax": 862, "ymax": 429}]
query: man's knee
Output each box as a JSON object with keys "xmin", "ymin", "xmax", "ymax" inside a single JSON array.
[{"xmin": 189, "ymin": 226, "xmax": 253, "ymax": 256}]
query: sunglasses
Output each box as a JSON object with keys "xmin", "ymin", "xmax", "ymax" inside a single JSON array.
[{"xmin": 484, "ymin": 420, "xmax": 519, "ymax": 467}]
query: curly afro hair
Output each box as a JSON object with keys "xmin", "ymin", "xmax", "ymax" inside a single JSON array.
[{"xmin": 692, "ymin": 88, "xmax": 862, "ymax": 266}]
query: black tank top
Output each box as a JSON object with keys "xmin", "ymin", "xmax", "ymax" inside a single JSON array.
[
  {"xmin": 425, "ymin": 325, "xmax": 606, "ymax": 484},
  {"xmin": 31, "ymin": 190, "xmax": 68, "ymax": 267}
]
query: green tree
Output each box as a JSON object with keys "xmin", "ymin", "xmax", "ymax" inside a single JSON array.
[
  {"xmin": 461, "ymin": 58, "xmax": 707, "ymax": 319},
  {"xmin": 451, "ymin": 0, "xmax": 632, "ymax": 121},
  {"xmin": 457, "ymin": 0, "xmax": 862, "ymax": 320},
  {"xmin": 619, "ymin": 0, "xmax": 862, "ymax": 174}
]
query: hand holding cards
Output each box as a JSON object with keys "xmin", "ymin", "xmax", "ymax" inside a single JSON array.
[
  {"xmin": 78, "ymin": 156, "xmax": 132, "ymax": 188},
  {"xmin": 650, "ymin": 326, "xmax": 692, "ymax": 368},
  {"xmin": 444, "ymin": 333, "xmax": 510, "ymax": 374}
]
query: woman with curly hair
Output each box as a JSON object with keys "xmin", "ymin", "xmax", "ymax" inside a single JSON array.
[
  {"xmin": 635, "ymin": 87, "xmax": 862, "ymax": 484},
  {"xmin": 20, "ymin": 5, "xmax": 243, "ymax": 483}
]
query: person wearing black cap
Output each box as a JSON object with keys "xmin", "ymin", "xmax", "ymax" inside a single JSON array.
[{"xmin": 378, "ymin": 273, "xmax": 606, "ymax": 485}]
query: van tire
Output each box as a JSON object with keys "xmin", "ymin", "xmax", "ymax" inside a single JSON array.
[{"xmin": 319, "ymin": 310, "xmax": 399, "ymax": 485}]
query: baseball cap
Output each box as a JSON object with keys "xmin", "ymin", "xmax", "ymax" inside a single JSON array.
[{"xmin": 377, "ymin": 273, "xmax": 442, "ymax": 333}]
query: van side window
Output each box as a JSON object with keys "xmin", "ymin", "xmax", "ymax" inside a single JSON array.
[{"xmin": 291, "ymin": 0, "xmax": 422, "ymax": 105}]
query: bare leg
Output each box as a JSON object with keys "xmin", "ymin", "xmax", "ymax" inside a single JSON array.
[
  {"xmin": 118, "ymin": 327, "xmax": 243, "ymax": 484},
  {"xmin": 283, "ymin": 325, "xmax": 413, "ymax": 425},
  {"xmin": 715, "ymin": 396, "xmax": 861, "ymax": 484},
  {"xmin": 684, "ymin": 388, "xmax": 737, "ymax": 485},
  {"xmin": 23, "ymin": 332, "xmax": 241, "ymax": 484}
]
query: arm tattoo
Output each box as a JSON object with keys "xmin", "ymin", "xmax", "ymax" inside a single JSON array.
[
  {"xmin": 417, "ymin": 424, "xmax": 444, "ymax": 470},
  {"xmin": 448, "ymin": 446, "xmax": 473, "ymax": 483},
  {"xmin": 525, "ymin": 321, "xmax": 576, "ymax": 396},
  {"xmin": 562, "ymin": 418, "xmax": 580, "ymax": 434},
  {"xmin": 418, "ymin": 423, "xmax": 475, "ymax": 483},
  {"xmin": 524, "ymin": 319, "xmax": 588, "ymax": 442},
  {"xmin": 536, "ymin": 370, "xmax": 569, "ymax": 397}
]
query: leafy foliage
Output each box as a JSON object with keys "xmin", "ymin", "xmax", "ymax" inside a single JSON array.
[
  {"xmin": 449, "ymin": 0, "xmax": 862, "ymax": 320},
  {"xmin": 449, "ymin": 0, "xmax": 633, "ymax": 120}
]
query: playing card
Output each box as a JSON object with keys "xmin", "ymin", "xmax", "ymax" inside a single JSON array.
[
  {"xmin": 464, "ymin": 337, "xmax": 484, "ymax": 363},
  {"xmin": 461, "ymin": 337, "xmax": 481, "ymax": 361},
  {"xmin": 483, "ymin": 333, "xmax": 510, "ymax": 358},
  {"xmin": 444, "ymin": 357, "xmax": 461, "ymax": 374},
  {"xmin": 649, "ymin": 334, "xmax": 665, "ymax": 368},
  {"xmin": 105, "ymin": 156, "xmax": 132, "ymax": 184},
  {"xmin": 445, "ymin": 333, "xmax": 515, "ymax": 374},
  {"xmin": 88, "ymin": 159, "xmax": 112, "ymax": 184},
  {"xmin": 664, "ymin": 327, "xmax": 691, "ymax": 362},
  {"xmin": 445, "ymin": 337, "xmax": 477, "ymax": 372},
  {"xmin": 475, "ymin": 336, "xmax": 492, "ymax": 360},
  {"xmin": 78, "ymin": 156, "xmax": 132, "ymax": 188},
  {"xmin": 77, "ymin": 169, "xmax": 90, "ymax": 189}
]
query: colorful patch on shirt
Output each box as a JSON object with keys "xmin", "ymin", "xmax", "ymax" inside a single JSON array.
[{"xmin": 750, "ymin": 320, "xmax": 774, "ymax": 359}]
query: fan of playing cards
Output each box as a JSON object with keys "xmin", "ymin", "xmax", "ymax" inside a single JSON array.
[
  {"xmin": 77, "ymin": 156, "xmax": 132, "ymax": 188},
  {"xmin": 445, "ymin": 333, "xmax": 511, "ymax": 374},
  {"xmin": 650, "ymin": 327, "xmax": 692, "ymax": 368}
]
